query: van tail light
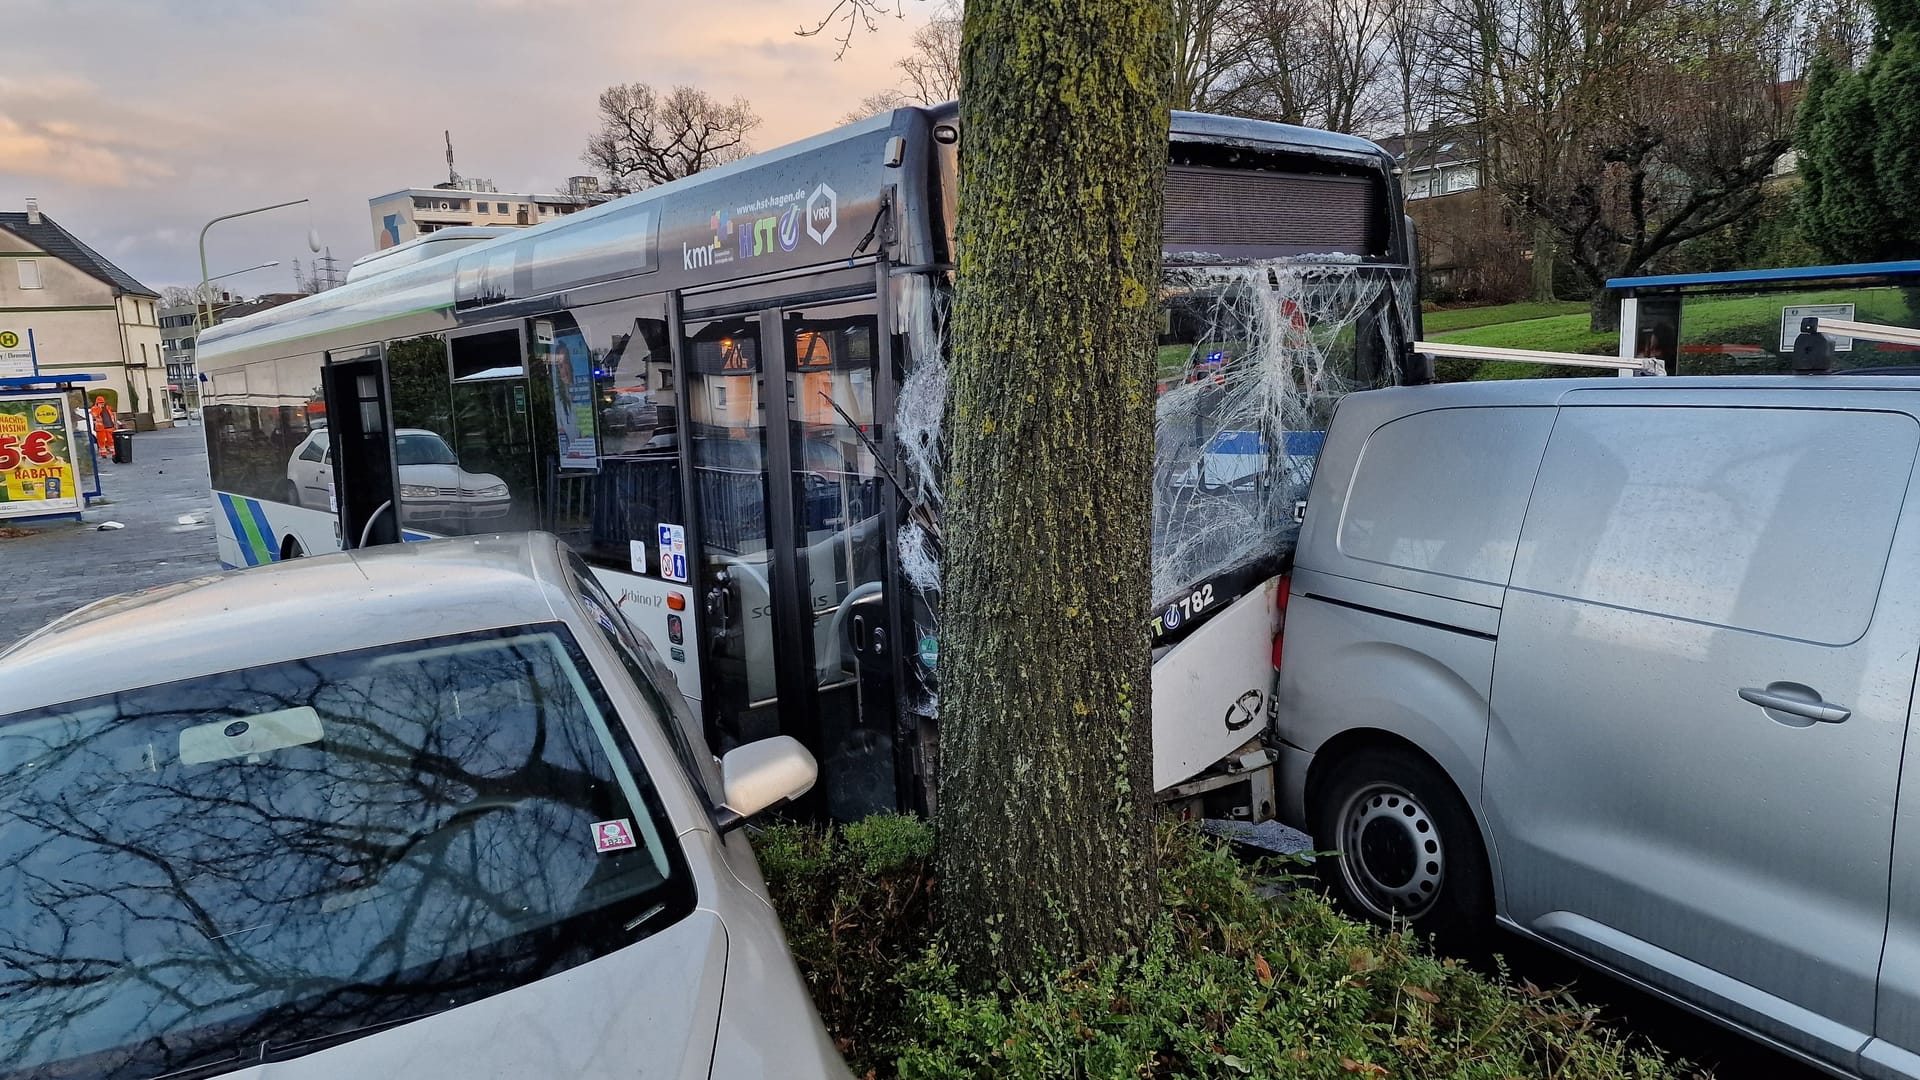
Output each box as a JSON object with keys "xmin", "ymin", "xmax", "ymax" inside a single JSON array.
[{"xmin": 1272, "ymin": 574, "xmax": 1292, "ymax": 670}]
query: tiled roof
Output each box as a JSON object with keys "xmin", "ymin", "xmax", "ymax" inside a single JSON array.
[
  {"xmin": 1376, "ymin": 128, "xmax": 1482, "ymax": 169},
  {"xmin": 0, "ymin": 212, "xmax": 158, "ymax": 298}
]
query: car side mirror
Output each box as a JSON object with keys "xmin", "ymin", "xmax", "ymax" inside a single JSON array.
[{"xmin": 715, "ymin": 736, "xmax": 817, "ymax": 832}]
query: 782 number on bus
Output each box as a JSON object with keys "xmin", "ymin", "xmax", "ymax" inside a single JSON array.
[{"xmin": 1151, "ymin": 583, "xmax": 1215, "ymax": 640}]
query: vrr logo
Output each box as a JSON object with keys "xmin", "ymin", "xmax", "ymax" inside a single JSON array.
[{"xmin": 806, "ymin": 183, "xmax": 838, "ymax": 245}]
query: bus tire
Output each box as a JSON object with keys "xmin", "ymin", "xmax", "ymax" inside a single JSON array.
[{"xmin": 280, "ymin": 536, "xmax": 306, "ymax": 561}]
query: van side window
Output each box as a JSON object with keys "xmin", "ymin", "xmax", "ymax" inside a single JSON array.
[
  {"xmin": 1511, "ymin": 406, "xmax": 1919, "ymax": 644},
  {"xmin": 1338, "ymin": 407, "xmax": 1555, "ymax": 585}
]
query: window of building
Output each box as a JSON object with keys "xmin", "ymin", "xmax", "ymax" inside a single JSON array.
[
  {"xmin": 1444, "ymin": 165, "xmax": 1480, "ymax": 193},
  {"xmin": 140, "ymin": 343, "xmax": 148, "ymax": 365},
  {"xmin": 16, "ymin": 259, "xmax": 42, "ymax": 289},
  {"xmin": 1406, "ymin": 172, "xmax": 1432, "ymax": 200}
]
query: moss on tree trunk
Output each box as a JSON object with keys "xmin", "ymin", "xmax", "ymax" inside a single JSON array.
[{"xmin": 936, "ymin": 0, "xmax": 1172, "ymax": 979}]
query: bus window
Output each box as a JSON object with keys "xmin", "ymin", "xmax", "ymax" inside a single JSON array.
[
  {"xmin": 551, "ymin": 297, "xmax": 682, "ymax": 579},
  {"xmin": 385, "ymin": 335, "xmax": 466, "ymax": 536},
  {"xmin": 207, "ymin": 352, "xmax": 323, "ymax": 509},
  {"xmin": 782, "ymin": 304, "xmax": 893, "ymax": 821},
  {"xmin": 449, "ymin": 328, "xmax": 540, "ymax": 534}
]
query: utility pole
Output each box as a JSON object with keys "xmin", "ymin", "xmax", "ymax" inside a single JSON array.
[{"xmin": 317, "ymin": 246, "xmax": 343, "ymax": 291}]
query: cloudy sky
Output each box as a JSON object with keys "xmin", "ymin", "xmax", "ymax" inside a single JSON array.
[{"xmin": 4, "ymin": 0, "xmax": 931, "ymax": 294}]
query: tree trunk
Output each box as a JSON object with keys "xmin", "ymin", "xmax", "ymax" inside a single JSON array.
[
  {"xmin": 937, "ymin": 0, "xmax": 1171, "ymax": 981},
  {"xmin": 1589, "ymin": 287, "xmax": 1620, "ymax": 334},
  {"xmin": 1529, "ymin": 219, "xmax": 1557, "ymax": 302}
]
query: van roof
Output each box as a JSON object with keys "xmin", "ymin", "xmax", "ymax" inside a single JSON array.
[
  {"xmin": 1385, "ymin": 373, "xmax": 1920, "ymax": 408},
  {"xmin": 0, "ymin": 533, "xmax": 574, "ymax": 718}
]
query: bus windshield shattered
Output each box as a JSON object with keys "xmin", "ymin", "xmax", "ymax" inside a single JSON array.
[{"xmin": 1151, "ymin": 256, "xmax": 1416, "ymax": 608}]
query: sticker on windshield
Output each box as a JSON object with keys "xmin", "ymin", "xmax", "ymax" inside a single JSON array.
[{"xmin": 592, "ymin": 818, "xmax": 638, "ymax": 853}]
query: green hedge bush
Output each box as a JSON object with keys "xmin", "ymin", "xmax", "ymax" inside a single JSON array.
[{"xmin": 755, "ymin": 817, "xmax": 1689, "ymax": 1080}]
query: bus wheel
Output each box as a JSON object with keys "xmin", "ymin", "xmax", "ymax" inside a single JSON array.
[{"xmin": 280, "ymin": 537, "xmax": 306, "ymax": 561}]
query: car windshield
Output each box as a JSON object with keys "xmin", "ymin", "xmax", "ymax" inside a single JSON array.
[
  {"xmin": 0, "ymin": 626, "xmax": 689, "ymax": 1080},
  {"xmin": 396, "ymin": 432, "xmax": 458, "ymax": 466}
]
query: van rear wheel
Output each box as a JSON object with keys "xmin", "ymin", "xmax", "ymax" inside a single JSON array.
[{"xmin": 1310, "ymin": 749, "xmax": 1490, "ymax": 942}]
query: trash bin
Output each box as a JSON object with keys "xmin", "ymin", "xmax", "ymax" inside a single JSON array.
[{"xmin": 112, "ymin": 428, "xmax": 133, "ymax": 464}]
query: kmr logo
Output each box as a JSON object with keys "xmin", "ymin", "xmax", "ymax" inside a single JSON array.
[{"xmin": 806, "ymin": 183, "xmax": 837, "ymax": 245}]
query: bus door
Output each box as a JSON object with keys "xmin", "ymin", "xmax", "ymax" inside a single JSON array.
[
  {"xmin": 446, "ymin": 325, "xmax": 543, "ymax": 534},
  {"xmin": 682, "ymin": 300, "xmax": 900, "ymax": 820},
  {"xmin": 321, "ymin": 345, "xmax": 399, "ymax": 548}
]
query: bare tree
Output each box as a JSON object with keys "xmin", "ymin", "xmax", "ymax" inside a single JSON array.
[
  {"xmin": 1427, "ymin": 0, "xmax": 1800, "ymax": 326},
  {"xmin": 1168, "ymin": 0, "xmax": 1267, "ymax": 111},
  {"xmin": 1218, "ymin": 0, "xmax": 1399, "ymax": 132},
  {"xmin": 582, "ymin": 83, "xmax": 760, "ymax": 193},
  {"xmin": 844, "ymin": 2, "xmax": 963, "ymax": 121}
]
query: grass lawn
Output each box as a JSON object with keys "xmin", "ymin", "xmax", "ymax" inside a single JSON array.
[
  {"xmin": 1425, "ymin": 286, "xmax": 1919, "ymax": 379},
  {"xmin": 1422, "ymin": 300, "xmax": 1587, "ymax": 334}
]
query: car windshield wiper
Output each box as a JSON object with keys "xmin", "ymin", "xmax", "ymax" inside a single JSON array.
[
  {"xmin": 145, "ymin": 1011, "xmax": 437, "ymax": 1080},
  {"xmin": 148, "ymin": 1050, "xmax": 255, "ymax": 1080},
  {"xmin": 259, "ymin": 1011, "xmax": 437, "ymax": 1061}
]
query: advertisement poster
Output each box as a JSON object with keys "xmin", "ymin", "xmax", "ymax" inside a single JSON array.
[
  {"xmin": 0, "ymin": 396, "xmax": 81, "ymax": 519},
  {"xmin": 547, "ymin": 325, "xmax": 599, "ymax": 471}
]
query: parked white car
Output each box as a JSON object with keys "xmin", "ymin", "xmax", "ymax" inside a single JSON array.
[
  {"xmin": 286, "ymin": 428, "xmax": 512, "ymax": 529},
  {"xmin": 0, "ymin": 533, "xmax": 849, "ymax": 1079}
]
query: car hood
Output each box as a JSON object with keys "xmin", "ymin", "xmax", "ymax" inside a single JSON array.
[
  {"xmin": 211, "ymin": 909, "xmax": 725, "ymax": 1080},
  {"xmin": 396, "ymin": 462, "xmax": 506, "ymax": 488}
]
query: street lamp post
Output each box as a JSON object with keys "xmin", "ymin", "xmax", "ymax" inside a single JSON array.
[
  {"xmin": 197, "ymin": 199, "xmax": 309, "ymax": 330},
  {"xmin": 199, "ymin": 261, "xmax": 282, "ymax": 322}
]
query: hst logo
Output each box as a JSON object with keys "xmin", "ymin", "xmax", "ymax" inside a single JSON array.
[
  {"xmin": 683, "ymin": 241, "xmax": 714, "ymax": 270},
  {"xmin": 806, "ymin": 184, "xmax": 837, "ymax": 245}
]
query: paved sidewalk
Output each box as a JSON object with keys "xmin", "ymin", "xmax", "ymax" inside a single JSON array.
[{"xmin": 3, "ymin": 424, "xmax": 223, "ymax": 648}]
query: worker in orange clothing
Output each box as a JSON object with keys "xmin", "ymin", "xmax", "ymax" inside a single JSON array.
[{"xmin": 90, "ymin": 396, "xmax": 116, "ymax": 460}]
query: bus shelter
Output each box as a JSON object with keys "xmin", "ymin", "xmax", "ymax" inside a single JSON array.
[
  {"xmin": 0, "ymin": 374, "xmax": 104, "ymax": 523},
  {"xmin": 1610, "ymin": 260, "xmax": 1920, "ymax": 376}
]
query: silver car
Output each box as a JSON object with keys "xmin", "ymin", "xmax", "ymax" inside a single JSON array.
[
  {"xmin": 1273, "ymin": 376, "xmax": 1920, "ymax": 1080},
  {"xmin": 0, "ymin": 533, "xmax": 849, "ymax": 1079}
]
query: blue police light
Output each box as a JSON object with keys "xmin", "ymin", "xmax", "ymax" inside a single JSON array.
[
  {"xmin": 592, "ymin": 366, "xmax": 607, "ymax": 378},
  {"xmin": 1207, "ymin": 350, "xmax": 1225, "ymax": 363}
]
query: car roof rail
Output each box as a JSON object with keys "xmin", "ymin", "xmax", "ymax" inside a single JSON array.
[{"xmin": 1411, "ymin": 340, "xmax": 1665, "ymax": 379}]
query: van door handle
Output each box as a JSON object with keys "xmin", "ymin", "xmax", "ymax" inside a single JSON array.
[{"xmin": 1739, "ymin": 684, "xmax": 1851, "ymax": 724}]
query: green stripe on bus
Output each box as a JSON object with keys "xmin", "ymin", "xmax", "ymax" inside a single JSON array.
[{"xmin": 235, "ymin": 501, "xmax": 272, "ymax": 563}]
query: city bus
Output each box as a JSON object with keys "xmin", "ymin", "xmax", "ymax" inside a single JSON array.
[{"xmin": 196, "ymin": 104, "xmax": 1419, "ymax": 821}]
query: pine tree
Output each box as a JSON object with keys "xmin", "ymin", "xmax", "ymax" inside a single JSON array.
[{"xmin": 1799, "ymin": 3, "xmax": 1920, "ymax": 261}]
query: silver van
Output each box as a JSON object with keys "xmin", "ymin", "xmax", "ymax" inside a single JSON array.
[{"xmin": 1273, "ymin": 376, "xmax": 1920, "ymax": 1079}]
